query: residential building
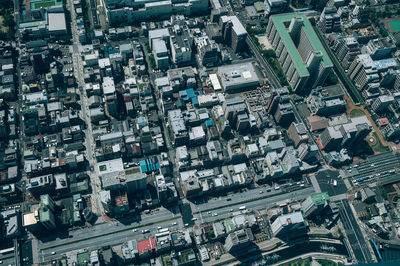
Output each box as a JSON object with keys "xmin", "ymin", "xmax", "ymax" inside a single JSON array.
[
  {"xmin": 266, "ymin": 13, "xmax": 333, "ymax": 93},
  {"xmin": 333, "ymin": 36, "xmax": 360, "ymax": 70},
  {"xmin": 318, "ymin": 6, "xmax": 340, "ymax": 34},
  {"xmin": 371, "ymin": 95, "xmax": 394, "ymax": 113}
]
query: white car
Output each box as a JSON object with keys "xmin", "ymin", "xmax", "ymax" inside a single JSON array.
[
  {"xmin": 51, "ymin": 251, "xmax": 56, "ymax": 255},
  {"xmin": 213, "ymin": 213, "xmax": 218, "ymax": 216},
  {"xmin": 172, "ymin": 222, "xmax": 177, "ymax": 226},
  {"xmin": 132, "ymin": 229, "xmax": 137, "ymax": 232}
]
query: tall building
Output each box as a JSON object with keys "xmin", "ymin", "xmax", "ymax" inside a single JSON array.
[
  {"xmin": 153, "ymin": 38, "xmax": 170, "ymax": 70},
  {"xmin": 224, "ymin": 228, "xmax": 254, "ymax": 253},
  {"xmin": 266, "ymin": 13, "xmax": 333, "ymax": 94},
  {"xmin": 22, "ymin": 194, "xmax": 56, "ymax": 234},
  {"xmin": 195, "ymin": 36, "xmax": 221, "ymax": 67},
  {"xmin": 220, "ymin": 16, "xmax": 248, "ymax": 53},
  {"xmin": 348, "ymin": 54, "xmax": 397, "ymax": 98},
  {"xmin": 333, "ymin": 36, "xmax": 360, "ymax": 70},
  {"xmin": 318, "ymin": 116, "xmax": 372, "ymax": 151},
  {"xmin": 372, "ymin": 95, "xmax": 394, "ymax": 113},
  {"xmin": 271, "ymin": 212, "xmax": 308, "ymax": 238},
  {"xmin": 170, "ymin": 25, "xmax": 193, "ymax": 67},
  {"xmin": 318, "ymin": 6, "xmax": 341, "ymax": 33},
  {"xmin": 302, "ymin": 192, "xmax": 330, "ymax": 218},
  {"xmin": 287, "ymin": 122, "xmax": 308, "ymax": 148}
]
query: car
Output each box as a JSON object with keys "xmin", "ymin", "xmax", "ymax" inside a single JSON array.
[
  {"xmin": 157, "ymin": 226, "xmax": 162, "ymax": 230},
  {"xmin": 208, "ymin": 211, "xmax": 211, "ymax": 214},
  {"xmin": 172, "ymin": 222, "xmax": 177, "ymax": 226},
  {"xmin": 230, "ymin": 209, "xmax": 234, "ymax": 212},
  {"xmin": 132, "ymin": 229, "xmax": 137, "ymax": 232},
  {"xmin": 0, "ymin": 261, "xmax": 2, "ymax": 264},
  {"xmin": 184, "ymin": 223, "xmax": 189, "ymax": 227},
  {"xmin": 371, "ymin": 164, "xmax": 375, "ymax": 167},
  {"xmin": 259, "ymin": 190, "xmax": 263, "ymax": 194},
  {"xmin": 51, "ymin": 251, "xmax": 56, "ymax": 255},
  {"xmin": 226, "ymin": 198, "xmax": 232, "ymax": 201},
  {"xmin": 213, "ymin": 213, "xmax": 218, "ymax": 216},
  {"xmin": 141, "ymin": 230, "xmax": 145, "ymax": 233},
  {"xmin": 191, "ymin": 218, "xmax": 197, "ymax": 221},
  {"xmin": 274, "ymin": 185, "xmax": 280, "ymax": 190}
]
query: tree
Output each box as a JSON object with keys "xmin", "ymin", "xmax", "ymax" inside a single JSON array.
[{"xmin": 262, "ymin": 49, "xmax": 276, "ymax": 58}]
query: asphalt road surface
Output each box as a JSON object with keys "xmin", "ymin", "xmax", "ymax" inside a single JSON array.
[
  {"xmin": 344, "ymin": 153, "xmax": 400, "ymax": 186},
  {"xmin": 316, "ymin": 170, "xmax": 347, "ymax": 196},
  {"xmin": 338, "ymin": 200, "xmax": 374, "ymax": 264}
]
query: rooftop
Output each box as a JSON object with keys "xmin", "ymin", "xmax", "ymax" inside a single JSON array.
[{"xmin": 270, "ymin": 13, "xmax": 333, "ymax": 77}]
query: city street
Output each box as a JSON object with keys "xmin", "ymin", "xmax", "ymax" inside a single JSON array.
[
  {"xmin": 68, "ymin": 0, "xmax": 103, "ymax": 215},
  {"xmin": 344, "ymin": 152, "xmax": 400, "ymax": 186},
  {"xmin": 338, "ymin": 200, "xmax": 375, "ymax": 264}
]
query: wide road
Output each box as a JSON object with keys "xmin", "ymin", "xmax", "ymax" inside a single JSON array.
[
  {"xmin": 193, "ymin": 187, "xmax": 314, "ymax": 224},
  {"xmin": 38, "ymin": 208, "xmax": 181, "ymax": 262},
  {"xmin": 344, "ymin": 152, "xmax": 400, "ymax": 186},
  {"xmin": 40, "ymin": 218, "xmax": 182, "ymax": 262},
  {"xmin": 338, "ymin": 200, "xmax": 375, "ymax": 264}
]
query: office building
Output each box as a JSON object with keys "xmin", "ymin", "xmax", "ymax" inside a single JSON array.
[
  {"xmin": 287, "ymin": 122, "xmax": 308, "ymax": 148},
  {"xmin": 224, "ymin": 228, "xmax": 254, "ymax": 253},
  {"xmin": 265, "ymin": 0, "xmax": 288, "ymax": 15},
  {"xmin": 266, "ymin": 13, "xmax": 333, "ymax": 93},
  {"xmin": 274, "ymin": 103, "xmax": 295, "ymax": 127},
  {"xmin": 306, "ymin": 85, "xmax": 346, "ymax": 116},
  {"xmin": 223, "ymin": 97, "xmax": 248, "ymax": 125},
  {"xmin": 271, "ymin": 212, "xmax": 307, "ymax": 238},
  {"xmin": 217, "ymin": 62, "xmax": 260, "ymax": 92},
  {"xmin": 195, "ymin": 36, "xmax": 220, "ymax": 67},
  {"xmin": 219, "ymin": 15, "xmax": 248, "ymax": 53},
  {"xmin": 168, "ymin": 109, "xmax": 188, "ymax": 146},
  {"xmin": 318, "ymin": 6, "xmax": 341, "ymax": 34},
  {"xmin": 318, "ymin": 116, "xmax": 372, "ymax": 151},
  {"xmin": 302, "ymin": 192, "xmax": 330, "ymax": 218},
  {"xmin": 27, "ymin": 174, "xmax": 54, "ymax": 197},
  {"xmin": 153, "ymin": 38, "xmax": 169, "ymax": 70},
  {"xmin": 363, "ymin": 38, "xmax": 396, "ymax": 60},
  {"xmin": 170, "ymin": 25, "xmax": 193, "ymax": 67},
  {"xmin": 105, "ymin": 0, "xmax": 209, "ymax": 25},
  {"xmin": 23, "ymin": 194, "xmax": 56, "ymax": 234}
]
